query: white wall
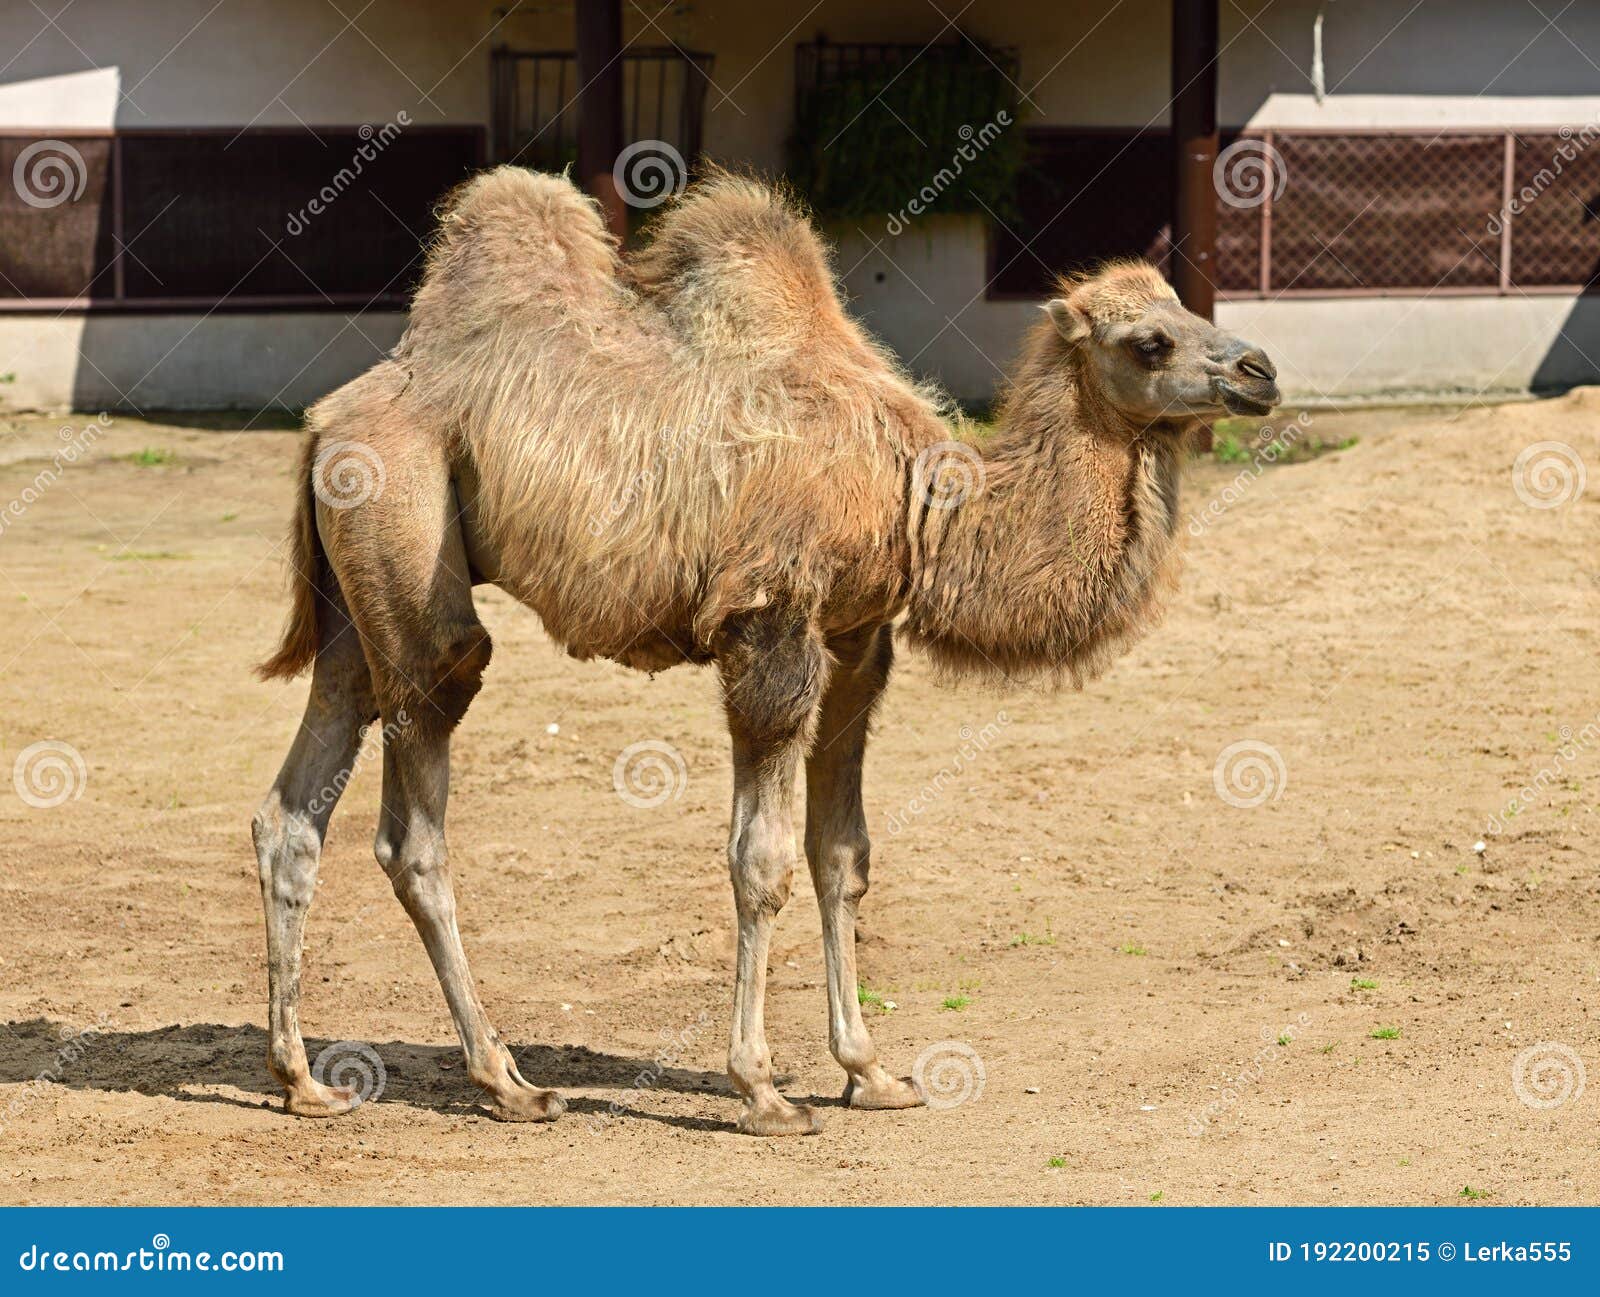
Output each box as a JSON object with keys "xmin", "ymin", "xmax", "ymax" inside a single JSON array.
[
  {"xmin": 0, "ymin": 313, "xmax": 406, "ymax": 412},
  {"xmin": 0, "ymin": 0, "xmax": 495, "ymax": 129}
]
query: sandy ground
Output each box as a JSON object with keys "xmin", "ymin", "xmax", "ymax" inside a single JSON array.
[{"xmin": 0, "ymin": 393, "xmax": 1596, "ymax": 1206}]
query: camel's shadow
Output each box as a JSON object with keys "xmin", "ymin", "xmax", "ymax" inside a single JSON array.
[{"xmin": 0, "ymin": 1019, "xmax": 767, "ymax": 1131}]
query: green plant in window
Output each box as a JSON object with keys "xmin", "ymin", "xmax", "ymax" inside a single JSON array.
[{"xmin": 786, "ymin": 41, "xmax": 1025, "ymax": 227}]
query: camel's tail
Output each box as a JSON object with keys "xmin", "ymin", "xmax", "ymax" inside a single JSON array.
[{"xmin": 256, "ymin": 433, "xmax": 324, "ymax": 681}]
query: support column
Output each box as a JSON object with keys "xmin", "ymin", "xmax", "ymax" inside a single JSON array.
[
  {"xmin": 1171, "ymin": 0, "xmax": 1219, "ymax": 319},
  {"xmin": 576, "ymin": 0, "xmax": 627, "ymax": 239}
]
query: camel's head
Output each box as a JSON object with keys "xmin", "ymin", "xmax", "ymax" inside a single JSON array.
[{"xmin": 1042, "ymin": 263, "xmax": 1280, "ymax": 426}]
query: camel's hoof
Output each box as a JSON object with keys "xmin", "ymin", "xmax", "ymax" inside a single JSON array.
[
  {"xmin": 483, "ymin": 1087, "xmax": 566, "ymax": 1123},
  {"xmin": 284, "ymin": 1081, "xmax": 362, "ymax": 1118},
  {"xmin": 736, "ymin": 1101, "xmax": 824, "ymax": 1137},
  {"xmin": 844, "ymin": 1074, "xmax": 925, "ymax": 1111}
]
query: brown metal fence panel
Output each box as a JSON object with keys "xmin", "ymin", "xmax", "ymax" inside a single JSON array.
[
  {"xmin": 1213, "ymin": 132, "xmax": 1263, "ymax": 294},
  {"xmin": 0, "ymin": 128, "xmax": 481, "ymax": 308},
  {"xmin": 121, "ymin": 130, "xmax": 480, "ymax": 300},
  {"xmin": 990, "ymin": 127, "xmax": 1600, "ymax": 300},
  {"xmin": 0, "ymin": 137, "xmax": 116, "ymax": 300},
  {"xmin": 1509, "ymin": 131, "xmax": 1600, "ymax": 289},
  {"xmin": 1269, "ymin": 134, "xmax": 1504, "ymax": 292}
]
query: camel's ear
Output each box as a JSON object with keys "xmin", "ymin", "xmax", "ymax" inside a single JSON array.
[{"xmin": 1043, "ymin": 297, "xmax": 1090, "ymax": 346}]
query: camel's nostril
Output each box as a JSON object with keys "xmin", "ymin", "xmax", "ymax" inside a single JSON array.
[{"xmin": 1235, "ymin": 350, "xmax": 1276, "ymax": 383}]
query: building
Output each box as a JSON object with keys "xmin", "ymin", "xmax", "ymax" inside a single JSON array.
[{"xmin": 2, "ymin": 0, "xmax": 1599, "ymax": 412}]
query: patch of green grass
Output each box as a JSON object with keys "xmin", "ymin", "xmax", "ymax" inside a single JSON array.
[
  {"xmin": 1276, "ymin": 1034, "xmax": 1292, "ymax": 1047},
  {"xmin": 855, "ymin": 983, "xmax": 896, "ymax": 1015},
  {"xmin": 1459, "ymin": 1185, "xmax": 1488, "ymax": 1201},
  {"xmin": 1149, "ymin": 1191, "xmax": 1164, "ymax": 1203},
  {"xmin": 1398, "ymin": 1157, "xmax": 1411, "ymax": 1167},
  {"xmin": 1010, "ymin": 922, "xmax": 1056, "ymax": 948},
  {"xmin": 1118, "ymin": 942, "xmax": 1147, "ymax": 956},
  {"xmin": 1320, "ymin": 1043, "xmax": 1336, "ymax": 1055},
  {"xmin": 110, "ymin": 550, "xmax": 187, "ymax": 562},
  {"xmin": 941, "ymin": 995, "xmax": 971, "ymax": 1012},
  {"xmin": 124, "ymin": 447, "xmax": 176, "ymax": 467},
  {"xmin": 1047, "ymin": 1156, "xmax": 1066, "ymax": 1169},
  {"xmin": 1212, "ymin": 430, "xmax": 1251, "ymax": 463},
  {"xmin": 1350, "ymin": 977, "xmax": 1378, "ymax": 990},
  {"xmin": 220, "ymin": 511, "xmax": 238, "ymax": 523},
  {"xmin": 1371, "ymin": 1026, "xmax": 1402, "ymax": 1040},
  {"xmin": 1209, "ymin": 419, "xmax": 1360, "ymax": 467}
]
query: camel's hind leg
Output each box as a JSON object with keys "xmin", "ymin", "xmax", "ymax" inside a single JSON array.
[
  {"xmin": 370, "ymin": 718, "xmax": 563, "ymax": 1122},
  {"xmin": 253, "ymin": 600, "xmax": 377, "ymax": 1116},
  {"xmin": 323, "ymin": 427, "xmax": 562, "ymax": 1124},
  {"xmin": 718, "ymin": 605, "xmax": 829, "ymax": 1136}
]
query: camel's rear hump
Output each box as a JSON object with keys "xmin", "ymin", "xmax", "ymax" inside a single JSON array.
[
  {"xmin": 407, "ymin": 167, "xmax": 622, "ymax": 343},
  {"xmin": 631, "ymin": 172, "xmax": 847, "ymax": 364}
]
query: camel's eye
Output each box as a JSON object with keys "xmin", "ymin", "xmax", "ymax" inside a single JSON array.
[{"xmin": 1132, "ymin": 333, "xmax": 1173, "ymax": 360}]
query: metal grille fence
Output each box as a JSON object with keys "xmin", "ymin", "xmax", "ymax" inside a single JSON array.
[
  {"xmin": 1261, "ymin": 131, "xmax": 1503, "ymax": 292},
  {"xmin": 490, "ymin": 46, "xmax": 713, "ymax": 169},
  {"xmin": 1510, "ymin": 130, "xmax": 1600, "ymax": 287},
  {"xmin": 991, "ymin": 126, "xmax": 1600, "ymax": 299}
]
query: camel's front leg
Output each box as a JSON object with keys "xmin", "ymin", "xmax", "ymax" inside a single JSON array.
[
  {"xmin": 719, "ymin": 608, "xmax": 828, "ymax": 1136},
  {"xmin": 805, "ymin": 626, "xmax": 923, "ymax": 1111}
]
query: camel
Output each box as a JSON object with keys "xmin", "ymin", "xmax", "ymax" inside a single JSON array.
[{"xmin": 252, "ymin": 165, "xmax": 1280, "ymax": 1136}]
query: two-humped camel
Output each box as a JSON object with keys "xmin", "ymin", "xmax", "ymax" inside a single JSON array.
[{"xmin": 253, "ymin": 166, "xmax": 1280, "ymax": 1135}]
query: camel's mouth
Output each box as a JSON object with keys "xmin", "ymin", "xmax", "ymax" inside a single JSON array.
[{"xmin": 1215, "ymin": 379, "xmax": 1280, "ymax": 417}]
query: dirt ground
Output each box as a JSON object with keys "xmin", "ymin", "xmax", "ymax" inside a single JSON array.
[{"xmin": 1, "ymin": 392, "xmax": 1596, "ymax": 1206}]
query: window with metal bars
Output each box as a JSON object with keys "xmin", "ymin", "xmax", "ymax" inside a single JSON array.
[{"xmin": 490, "ymin": 45, "xmax": 713, "ymax": 169}]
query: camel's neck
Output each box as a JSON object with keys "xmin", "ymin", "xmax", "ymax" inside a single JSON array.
[{"xmin": 904, "ymin": 344, "xmax": 1189, "ymax": 684}]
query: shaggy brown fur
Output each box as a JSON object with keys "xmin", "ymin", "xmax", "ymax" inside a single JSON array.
[
  {"xmin": 253, "ymin": 166, "xmax": 1278, "ymax": 1135},
  {"xmin": 905, "ymin": 265, "xmax": 1200, "ymax": 684}
]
